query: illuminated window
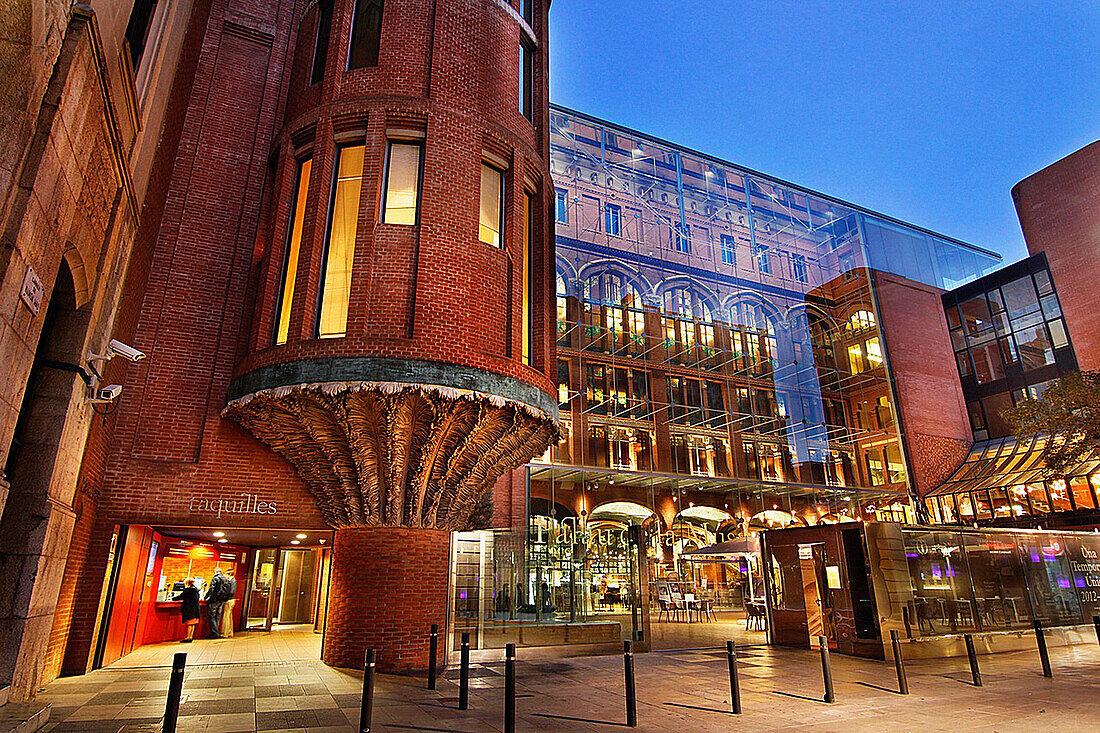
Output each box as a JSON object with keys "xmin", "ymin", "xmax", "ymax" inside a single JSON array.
[
  {"xmin": 316, "ymin": 144, "xmax": 364, "ymax": 338},
  {"xmin": 522, "ymin": 192, "xmax": 534, "ymax": 365},
  {"xmin": 865, "ymin": 337, "xmax": 883, "ymax": 368},
  {"xmin": 479, "ymin": 164, "xmax": 504, "ymax": 247},
  {"xmin": 381, "ymin": 142, "xmax": 421, "ymax": 225},
  {"xmin": 348, "ymin": 0, "xmax": 383, "ymax": 69},
  {"xmin": 274, "ymin": 158, "xmax": 312, "ymax": 345},
  {"xmin": 310, "ymin": 0, "xmax": 333, "ymax": 85},
  {"xmin": 845, "ymin": 309, "xmax": 876, "ymax": 333}
]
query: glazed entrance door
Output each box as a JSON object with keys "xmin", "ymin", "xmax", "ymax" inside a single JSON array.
[
  {"xmin": 277, "ymin": 549, "xmax": 319, "ymax": 623},
  {"xmin": 245, "ymin": 548, "xmax": 281, "ymax": 630},
  {"xmin": 799, "ymin": 544, "xmax": 825, "ymax": 641}
]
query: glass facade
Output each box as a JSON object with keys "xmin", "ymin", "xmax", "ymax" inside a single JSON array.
[
  {"xmin": 902, "ymin": 526, "xmax": 1100, "ymax": 635},
  {"xmin": 942, "ymin": 252, "xmax": 1077, "ymax": 440},
  {"xmin": 453, "ymin": 107, "xmax": 999, "ymax": 649},
  {"xmin": 924, "ymin": 435, "xmax": 1100, "ymax": 527}
]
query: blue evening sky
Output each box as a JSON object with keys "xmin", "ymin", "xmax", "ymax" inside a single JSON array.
[{"xmin": 547, "ymin": 1, "xmax": 1100, "ymax": 264}]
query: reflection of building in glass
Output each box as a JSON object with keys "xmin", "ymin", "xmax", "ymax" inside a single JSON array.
[
  {"xmin": 943, "ymin": 253, "xmax": 1077, "ymax": 441},
  {"xmin": 524, "ymin": 106, "xmax": 1000, "ymax": 613}
]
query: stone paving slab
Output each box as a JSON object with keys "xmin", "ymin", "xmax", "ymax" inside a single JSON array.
[{"xmin": 31, "ymin": 642, "xmax": 1100, "ymax": 731}]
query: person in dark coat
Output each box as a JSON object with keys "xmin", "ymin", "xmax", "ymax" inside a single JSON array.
[
  {"xmin": 173, "ymin": 578, "xmax": 201, "ymax": 643},
  {"xmin": 205, "ymin": 568, "xmax": 232, "ymax": 638}
]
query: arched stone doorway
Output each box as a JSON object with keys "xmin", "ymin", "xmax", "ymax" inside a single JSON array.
[{"xmin": 0, "ymin": 259, "xmax": 92, "ymax": 695}]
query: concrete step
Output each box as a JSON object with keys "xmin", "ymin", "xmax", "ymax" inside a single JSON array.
[{"xmin": 0, "ymin": 702, "xmax": 49, "ymax": 733}]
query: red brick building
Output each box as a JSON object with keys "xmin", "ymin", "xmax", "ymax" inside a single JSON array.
[
  {"xmin": 6, "ymin": 0, "xmax": 1100, "ymax": 703},
  {"xmin": 45, "ymin": 0, "xmax": 558, "ymax": 681}
]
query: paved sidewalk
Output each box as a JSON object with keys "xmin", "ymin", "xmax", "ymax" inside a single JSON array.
[{"xmin": 37, "ymin": 641, "xmax": 1100, "ymax": 731}]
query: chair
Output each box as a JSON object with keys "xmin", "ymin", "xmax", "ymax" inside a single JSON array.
[
  {"xmin": 671, "ymin": 588, "xmax": 690, "ymax": 622},
  {"xmin": 745, "ymin": 602, "xmax": 766, "ymax": 631}
]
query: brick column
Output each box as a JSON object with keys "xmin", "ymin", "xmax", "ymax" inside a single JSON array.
[{"xmin": 321, "ymin": 527, "xmax": 450, "ymax": 674}]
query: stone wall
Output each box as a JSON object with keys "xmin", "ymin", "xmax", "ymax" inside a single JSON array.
[{"xmin": 0, "ymin": 2, "xmax": 202, "ymax": 700}]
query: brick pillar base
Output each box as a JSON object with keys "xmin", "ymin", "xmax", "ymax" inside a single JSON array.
[{"xmin": 321, "ymin": 527, "xmax": 450, "ymax": 674}]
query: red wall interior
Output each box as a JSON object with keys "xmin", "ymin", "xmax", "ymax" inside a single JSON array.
[{"xmin": 100, "ymin": 527, "xmax": 250, "ymax": 666}]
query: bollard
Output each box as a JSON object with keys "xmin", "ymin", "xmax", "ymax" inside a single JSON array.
[
  {"xmin": 428, "ymin": 624, "xmax": 438, "ymax": 690},
  {"xmin": 459, "ymin": 632, "xmax": 470, "ymax": 711},
  {"xmin": 623, "ymin": 640, "xmax": 637, "ymax": 728},
  {"xmin": 1094, "ymin": 615, "xmax": 1100, "ymax": 646},
  {"xmin": 818, "ymin": 636, "xmax": 835, "ymax": 703},
  {"xmin": 1034, "ymin": 620, "xmax": 1052, "ymax": 678},
  {"xmin": 890, "ymin": 630, "xmax": 909, "ymax": 695},
  {"xmin": 504, "ymin": 643, "xmax": 516, "ymax": 733},
  {"xmin": 359, "ymin": 648, "xmax": 376, "ymax": 733},
  {"xmin": 964, "ymin": 634, "xmax": 982, "ymax": 687},
  {"xmin": 726, "ymin": 640, "xmax": 741, "ymax": 714},
  {"xmin": 162, "ymin": 652, "xmax": 186, "ymax": 733}
]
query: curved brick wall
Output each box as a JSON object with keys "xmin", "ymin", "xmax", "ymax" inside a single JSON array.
[
  {"xmin": 240, "ymin": 0, "xmax": 555, "ymax": 401},
  {"xmin": 321, "ymin": 527, "xmax": 450, "ymax": 673}
]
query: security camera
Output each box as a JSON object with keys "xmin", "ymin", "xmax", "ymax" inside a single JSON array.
[
  {"xmin": 107, "ymin": 339, "xmax": 146, "ymax": 362},
  {"xmin": 87, "ymin": 339, "xmax": 146, "ymax": 364},
  {"xmin": 89, "ymin": 384, "xmax": 123, "ymax": 404}
]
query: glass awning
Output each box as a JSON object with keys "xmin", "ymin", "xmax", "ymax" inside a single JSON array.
[{"xmin": 928, "ymin": 435, "xmax": 1096, "ymax": 496}]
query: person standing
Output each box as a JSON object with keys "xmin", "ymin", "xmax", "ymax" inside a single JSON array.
[
  {"xmin": 205, "ymin": 568, "xmax": 231, "ymax": 638},
  {"xmin": 174, "ymin": 579, "xmax": 200, "ymax": 643},
  {"xmin": 219, "ymin": 570, "xmax": 239, "ymax": 638}
]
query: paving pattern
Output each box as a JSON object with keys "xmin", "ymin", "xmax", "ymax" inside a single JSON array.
[{"xmin": 36, "ymin": 635, "xmax": 1100, "ymax": 731}]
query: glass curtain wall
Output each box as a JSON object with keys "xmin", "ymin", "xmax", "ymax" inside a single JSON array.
[
  {"xmin": 464, "ymin": 107, "xmax": 995, "ymax": 650},
  {"xmin": 901, "ymin": 527, "xmax": 1100, "ymax": 635}
]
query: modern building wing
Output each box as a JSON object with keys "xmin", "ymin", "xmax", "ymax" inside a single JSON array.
[{"xmin": 536, "ymin": 105, "xmax": 999, "ymax": 525}]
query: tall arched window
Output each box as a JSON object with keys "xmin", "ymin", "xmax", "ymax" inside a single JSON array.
[
  {"xmin": 662, "ymin": 286, "xmax": 714, "ymax": 363},
  {"xmin": 583, "ymin": 272, "xmax": 646, "ymax": 353},
  {"xmin": 730, "ymin": 300, "xmax": 777, "ymax": 375},
  {"xmin": 556, "ymin": 271, "xmax": 569, "ymax": 345},
  {"xmin": 844, "ymin": 309, "xmax": 883, "ymax": 374},
  {"xmin": 845, "ymin": 309, "xmax": 876, "ymax": 333}
]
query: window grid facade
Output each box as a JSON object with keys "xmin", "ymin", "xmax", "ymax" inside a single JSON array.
[{"xmin": 535, "ymin": 106, "xmax": 997, "ymax": 540}]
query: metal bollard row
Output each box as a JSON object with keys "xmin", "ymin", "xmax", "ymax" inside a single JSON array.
[
  {"xmin": 726, "ymin": 640, "xmax": 741, "ymax": 714},
  {"xmin": 623, "ymin": 640, "xmax": 638, "ymax": 727},
  {"xmin": 427, "ymin": 624, "xmax": 438, "ymax": 690},
  {"xmin": 819, "ymin": 635, "xmax": 835, "ymax": 703},
  {"xmin": 459, "ymin": 632, "xmax": 470, "ymax": 710},
  {"xmin": 504, "ymin": 643, "xmax": 516, "ymax": 733},
  {"xmin": 890, "ymin": 629, "xmax": 909, "ymax": 695},
  {"xmin": 1034, "ymin": 620, "xmax": 1053, "ymax": 678}
]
